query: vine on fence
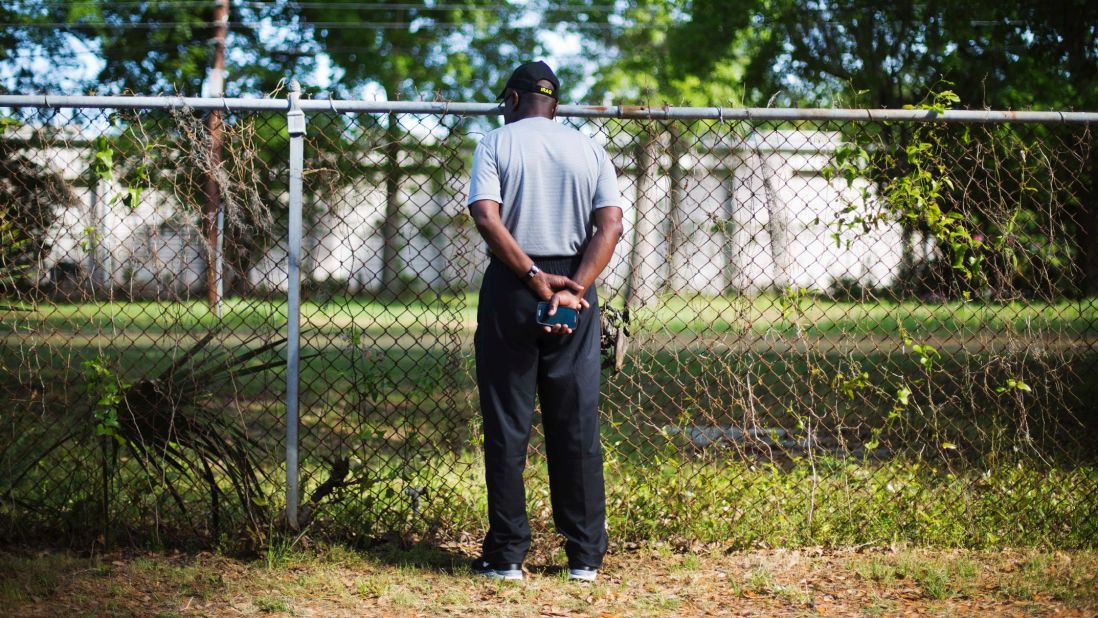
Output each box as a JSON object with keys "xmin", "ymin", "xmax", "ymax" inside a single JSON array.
[
  {"xmin": 812, "ymin": 86, "xmax": 1080, "ymax": 467},
  {"xmin": 825, "ymin": 89, "xmax": 988, "ymax": 292},
  {"xmin": 83, "ymin": 358, "xmax": 126, "ymax": 442}
]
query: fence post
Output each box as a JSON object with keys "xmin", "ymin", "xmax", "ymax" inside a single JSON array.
[{"xmin": 285, "ymin": 80, "xmax": 307, "ymax": 530}]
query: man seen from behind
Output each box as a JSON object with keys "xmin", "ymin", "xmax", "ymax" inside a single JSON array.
[{"xmin": 467, "ymin": 60, "xmax": 624, "ymax": 582}]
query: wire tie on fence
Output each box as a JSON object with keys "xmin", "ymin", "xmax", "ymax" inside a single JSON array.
[
  {"xmin": 717, "ymin": 107, "xmax": 724, "ymax": 124},
  {"xmin": 329, "ymin": 96, "xmax": 339, "ymax": 114},
  {"xmin": 222, "ymin": 97, "xmax": 231, "ymax": 114},
  {"xmin": 42, "ymin": 94, "xmax": 49, "ymax": 108}
]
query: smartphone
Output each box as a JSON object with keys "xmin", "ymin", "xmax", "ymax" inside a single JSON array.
[{"xmin": 536, "ymin": 302, "xmax": 579, "ymax": 329}]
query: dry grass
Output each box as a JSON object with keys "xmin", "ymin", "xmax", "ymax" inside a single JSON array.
[{"xmin": 2, "ymin": 543, "xmax": 1096, "ymax": 617}]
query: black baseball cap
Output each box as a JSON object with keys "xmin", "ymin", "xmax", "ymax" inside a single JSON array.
[{"xmin": 497, "ymin": 61, "xmax": 560, "ymax": 101}]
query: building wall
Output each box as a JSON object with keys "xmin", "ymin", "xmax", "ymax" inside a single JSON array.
[{"xmin": 27, "ymin": 127, "xmax": 910, "ymax": 299}]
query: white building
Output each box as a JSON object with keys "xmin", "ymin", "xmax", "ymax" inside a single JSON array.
[{"xmin": 15, "ymin": 123, "xmax": 907, "ymax": 299}]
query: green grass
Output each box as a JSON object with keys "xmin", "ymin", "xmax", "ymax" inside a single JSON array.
[
  {"xmin": 633, "ymin": 293, "xmax": 1098, "ymax": 339},
  {"xmin": 4, "ymin": 545, "xmax": 1096, "ymax": 616},
  {"xmin": 853, "ymin": 558, "xmax": 899, "ymax": 584},
  {"xmin": 998, "ymin": 553, "xmax": 1098, "ymax": 605},
  {"xmin": 290, "ymin": 446, "xmax": 1098, "ymax": 550},
  {"xmin": 4, "ymin": 437, "xmax": 1095, "ymax": 551},
  {"xmin": 253, "ymin": 595, "xmax": 292, "ymax": 613},
  {"xmin": 0, "ymin": 552, "xmax": 84, "ymax": 605},
  {"xmin": 851, "ymin": 552, "xmax": 981, "ymax": 600},
  {"xmin": 846, "ymin": 550, "xmax": 1097, "ymax": 604},
  {"xmin": 600, "ymin": 456, "xmax": 1098, "ymax": 549},
  {"xmin": 2, "ymin": 294, "xmax": 1096, "ymax": 550},
  {"xmin": 4, "ymin": 293, "xmax": 1095, "ymax": 339}
]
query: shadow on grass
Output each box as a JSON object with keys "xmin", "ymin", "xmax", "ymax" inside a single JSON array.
[
  {"xmin": 352, "ymin": 537, "xmax": 570, "ymax": 578},
  {"xmin": 357, "ymin": 538, "xmax": 473, "ymax": 574}
]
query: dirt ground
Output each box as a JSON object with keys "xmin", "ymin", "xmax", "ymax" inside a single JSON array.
[{"xmin": 2, "ymin": 543, "xmax": 1095, "ymax": 617}]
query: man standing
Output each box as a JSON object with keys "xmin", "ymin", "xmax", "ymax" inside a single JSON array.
[{"xmin": 467, "ymin": 61, "xmax": 624, "ymax": 582}]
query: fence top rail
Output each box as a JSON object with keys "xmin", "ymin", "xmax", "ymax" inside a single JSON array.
[{"xmin": 1, "ymin": 94, "xmax": 1096, "ymax": 124}]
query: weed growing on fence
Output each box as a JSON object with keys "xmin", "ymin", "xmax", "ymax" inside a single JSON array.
[
  {"xmin": 299, "ymin": 448, "xmax": 1096, "ymax": 551},
  {"xmin": 2, "ymin": 292, "xmax": 1096, "ymax": 549}
]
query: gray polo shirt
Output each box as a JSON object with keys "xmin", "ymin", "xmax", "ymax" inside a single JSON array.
[{"xmin": 467, "ymin": 116, "xmax": 622, "ymax": 257}]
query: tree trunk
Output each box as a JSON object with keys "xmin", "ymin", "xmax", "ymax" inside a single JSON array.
[
  {"xmin": 721, "ymin": 169, "xmax": 741, "ymax": 293},
  {"xmin": 898, "ymin": 225, "xmax": 916, "ymax": 296},
  {"xmin": 1082, "ymin": 149, "xmax": 1098, "ymax": 297},
  {"xmin": 203, "ymin": 0, "xmax": 229, "ymax": 312},
  {"xmin": 226, "ymin": 240, "xmax": 255, "ymax": 298},
  {"xmin": 755, "ymin": 147, "xmax": 792, "ymax": 291},
  {"xmin": 88, "ymin": 178, "xmax": 110, "ymax": 293},
  {"xmin": 380, "ymin": 112, "xmax": 404, "ymax": 296},
  {"xmin": 203, "ymin": 114, "xmax": 223, "ymax": 310},
  {"xmin": 300, "ymin": 192, "xmax": 321, "ymax": 295},
  {"xmin": 625, "ymin": 131, "xmax": 661, "ymax": 309},
  {"xmin": 1062, "ymin": 19, "xmax": 1098, "ymax": 297},
  {"xmin": 886, "ymin": 123, "xmax": 918, "ymax": 297},
  {"xmin": 665, "ymin": 123, "xmax": 688, "ymax": 294}
]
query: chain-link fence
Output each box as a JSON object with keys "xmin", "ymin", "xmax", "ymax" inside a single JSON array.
[{"xmin": 2, "ymin": 93, "xmax": 1096, "ymax": 551}]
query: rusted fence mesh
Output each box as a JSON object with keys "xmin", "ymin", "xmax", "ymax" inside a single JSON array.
[{"xmin": 1, "ymin": 100, "xmax": 1095, "ymax": 550}]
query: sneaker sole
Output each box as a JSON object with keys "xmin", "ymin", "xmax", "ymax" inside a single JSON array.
[
  {"xmin": 568, "ymin": 569, "xmax": 597, "ymax": 582},
  {"xmin": 477, "ymin": 569, "xmax": 523, "ymax": 581}
]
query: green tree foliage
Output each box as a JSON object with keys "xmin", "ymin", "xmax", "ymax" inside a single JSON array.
[
  {"xmin": 0, "ymin": 1, "xmax": 80, "ymax": 92},
  {"xmin": 295, "ymin": 0, "xmax": 537, "ymax": 99},
  {"xmin": 0, "ymin": 0, "xmax": 311, "ymax": 95},
  {"xmin": 84, "ymin": 0, "xmax": 298, "ymax": 95},
  {"xmin": 572, "ymin": 0, "xmax": 746, "ymax": 105},
  {"xmin": 292, "ymin": 1, "xmax": 551, "ymax": 294},
  {"xmin": 669, "ymin": 0, "xmax": 1098, "ymax": 296},
  {"xmin": 669, "ymin": 0, "xmax": 1098, "ymax": 111}
]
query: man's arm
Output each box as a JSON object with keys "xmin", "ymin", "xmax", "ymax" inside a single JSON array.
[
  {"xmin": 571, "ymin": 206, "xmax": 624, "ymax": 292},
  {"xmin": 468, "ymin": 199, "xmax": 585, "ymax": 309}
]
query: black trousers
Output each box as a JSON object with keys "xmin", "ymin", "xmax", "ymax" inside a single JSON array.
[{"xmin": 474, "ymin": 255, "xmax": 608, "ymax": 568}]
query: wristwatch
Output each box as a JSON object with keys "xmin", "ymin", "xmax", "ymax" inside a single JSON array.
[{"xmin": 524, "ymin": 264, "xmax": 541, "ymax": 281}]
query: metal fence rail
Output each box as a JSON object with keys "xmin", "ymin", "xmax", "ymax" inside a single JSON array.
[
  {"xmin": 1, "ymin": 91, "xmax": 1095, "ymax": 550},
  {"xmin": 4, "ymin": 93, "xmax": 1098, "ymax": 123}
]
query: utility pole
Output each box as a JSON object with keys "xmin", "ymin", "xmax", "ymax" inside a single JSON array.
[{"xmin": 204, "ymin": 0, "xmax": 229, "ymax": 314}]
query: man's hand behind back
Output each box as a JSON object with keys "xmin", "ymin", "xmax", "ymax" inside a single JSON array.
[
  {"xmin": 529, "ymin": 273, "xmax": 590, "ymax": 309},
  {"xmin": 527, "ymin": 273, "xmax": 588, "ymax": 335},
  {"xmin": 540, "ymin": 273, "xmax": 582, "ymax": 295},
  {"xmin": 543, "ymin": 289, "xmax": 586, "ymax": 335}
]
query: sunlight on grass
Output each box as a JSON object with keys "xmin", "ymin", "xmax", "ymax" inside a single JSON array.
[
  {"xmin": 6, "ymin": 294, "xmax": 1095, "ymax": 339},
  {"xmin": 4, "ymin": 546, "xmax": 1097, "ymax": 616}
]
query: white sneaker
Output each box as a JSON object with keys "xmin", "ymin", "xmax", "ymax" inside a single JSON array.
[
  {"xmin": 568, "ymin": 566, "xmax": 598, "ymax": 581},
  {"xmin": 472, "ymin": 559, "xmax": 523, "ymax": 581}
]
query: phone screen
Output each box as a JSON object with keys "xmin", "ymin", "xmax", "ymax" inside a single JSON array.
[{"xmin": 536, "ymin": 302, "xmax": 579, "ymax": 329}]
